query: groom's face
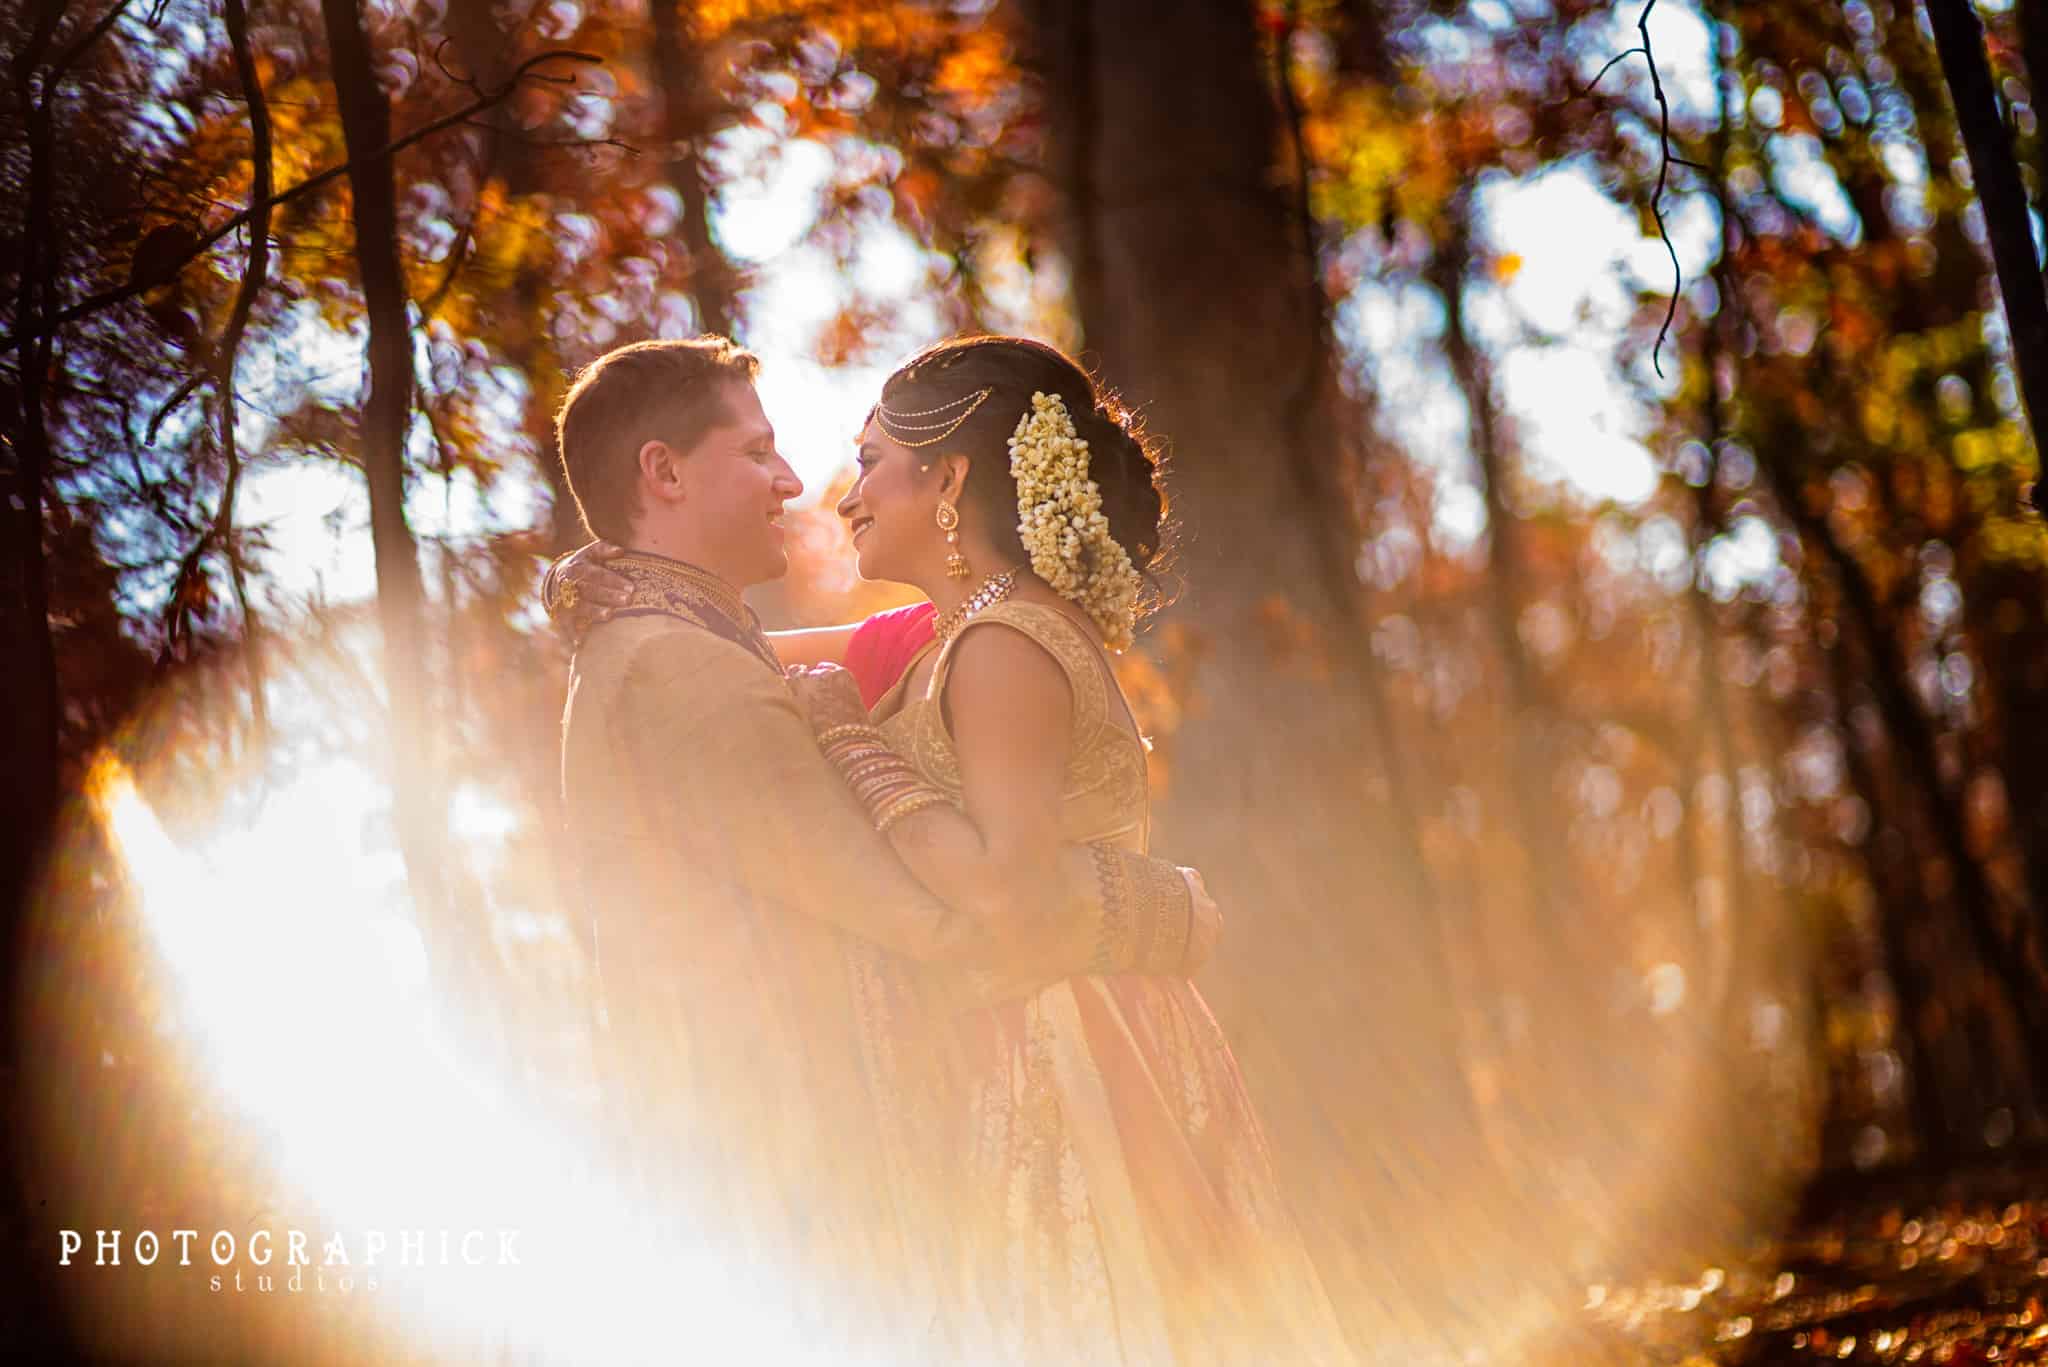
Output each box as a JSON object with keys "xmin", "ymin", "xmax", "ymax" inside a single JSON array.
[{"xmin": 669, "ymin": 383, "xmax": 804, "ymax": 587}]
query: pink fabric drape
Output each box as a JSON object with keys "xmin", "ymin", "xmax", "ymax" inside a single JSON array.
[{"xmin": 845, "ymin": 601, "xmax": 938, "ymax": 709}]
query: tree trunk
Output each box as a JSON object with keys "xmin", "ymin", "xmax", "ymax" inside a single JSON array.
[
  {"xmin": 1921, "ymin": 0, "xmax": 2048, "ymax": 1100},
  {"xmin": 1771, "ymin": 463, "xmax": 2048, "ymax": 1105},
  {"xmin": 2, "ymin": 20, "xmax": 63, "ymax": 939},
  {"xmin": 650, "ymin": 0, "xmax": 736, "ymax": 338},
  {"xmin": 1431, "ymin": 198, "xmax": 1573, "ymax": 937},
  {"xmin": 4, "ymin": 12, "xmax": 125, "ymax": 1353},
  {"xmin": 438, "ymin": 0, "xmax": 580, "ymax": 552},
  {"xmin": 1034, "ymin": 0, "xmax": 1500, "ymax": 1332},
  {"xmin": 1828, "ymin": 637, "xmax": 1958, "ymax": 1160},
  {"xmin": 319, "ymin": 0, "xmax": 454, "ymax": 972},
  {"xmin": 1332, "ymin": 0, "xmax": 1396, "ymax": 86},
  {"xmin": 1694, "ymin": 13, "xmax": 1767, "ymax": 1046},
  {"xmin": 2022, "ymin": 0, "xmax": 2048, "ymax": 210},
  {"xmin": 216, "ymin": 0, "xmax": 272, "ymax": 748},
  {"xmin": 1924, "ymin": 0, "xmax": 2048, "ymax": 451},
  {"xmin": 1711, "ymin": 0, "xmax": 2048, "ymax": 1154},
  {"xmin": 0, "ymin": 477, "xmax": 53, "ymax": 923}
]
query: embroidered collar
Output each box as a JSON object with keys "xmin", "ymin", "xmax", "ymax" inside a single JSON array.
[{"xmin": 610, "ymin": 551, "xmax": 781, "ymax": 675}]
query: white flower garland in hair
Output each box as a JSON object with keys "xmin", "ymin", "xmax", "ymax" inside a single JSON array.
[{"xmin": 1008, "ymin": 391, "xmax": 1143, "ymax": 652}]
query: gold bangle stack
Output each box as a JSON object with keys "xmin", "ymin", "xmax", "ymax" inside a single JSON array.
[
  {"xmin": 876, "ymin": 790, "xmax": 952, "ymax": 833},
  {"xmin": 814, "ymin": 724, "xmax": 879, "ymax": 748},
  {"xmin": 818, "ymin": 724, "xmax": 954, "ymax": 833},
  {"xmin": 540, "ymin": 557, "xmax": 566, "ymax": 617}
]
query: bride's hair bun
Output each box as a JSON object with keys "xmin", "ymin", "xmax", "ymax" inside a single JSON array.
[
  {"xmin": 878, "ymin": 335, "xmax": 1175, "ymax": 614},
  {"xmin": 1082, "ymin": 395, "xmax": 1166, "ymax": 572}
]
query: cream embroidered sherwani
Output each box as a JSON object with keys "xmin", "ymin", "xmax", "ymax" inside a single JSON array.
[{"xmin": 557, "ymin": 553, "xmax": 1198, "ymax": 1361}]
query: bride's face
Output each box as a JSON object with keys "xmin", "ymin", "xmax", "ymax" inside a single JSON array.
[{"xmin": 837, "ymin": 416, "xmax": 935, "ymax": 584}]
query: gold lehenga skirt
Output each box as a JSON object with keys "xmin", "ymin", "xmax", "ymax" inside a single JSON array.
[{"xmin": 945, "ymin": 971, "xmax": 1351, "ymax": 1365}]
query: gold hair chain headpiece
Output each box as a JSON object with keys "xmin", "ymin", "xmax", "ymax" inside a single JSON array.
[{"xmin": 875, "ymin": 386, "xmax": 994, "ymax": 448}]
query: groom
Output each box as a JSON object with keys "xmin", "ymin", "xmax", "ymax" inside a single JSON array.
[{"xmin": 552, "ymin": 337, "xmax": 1207, "ymax": 1358}]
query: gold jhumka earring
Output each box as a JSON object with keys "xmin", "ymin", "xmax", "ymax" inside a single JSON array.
[
  {"xmin": 935, "ymin": 499, "xmax": 971, "ymax": 579},
  {"xmin": 879, "ymin": 385, "xmax": 993, "ymax": 581}
]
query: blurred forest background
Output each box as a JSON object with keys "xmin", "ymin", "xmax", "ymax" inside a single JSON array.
[{"xmin": 7, "ymin": 0, "xmax": 2048, "ymax": 1362}]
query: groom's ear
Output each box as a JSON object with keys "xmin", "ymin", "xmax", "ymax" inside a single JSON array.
[{"xmin": 637, "ymin": 438, "xmax": 688, "ymax": 505}]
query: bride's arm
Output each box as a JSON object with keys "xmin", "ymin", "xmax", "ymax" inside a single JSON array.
[
  {"xmin": 881, "ymin": 625, "xmax": 1076, "ymax": 938},
  {"xmin": 794, "ymin": 643, "xmax": 1216, "ymax": 978},
  {"xmin": 768, "ymin": 623, "xmax": 861, "ymax": 669},
  {"xmin": 799, "ymin": 627, "xmax": 1093, "ymax": 959}
]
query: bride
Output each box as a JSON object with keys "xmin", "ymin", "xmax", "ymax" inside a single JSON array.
[{"xmin": 556, "ymin": 335, "xmax": 1346, "ymax": 1363}]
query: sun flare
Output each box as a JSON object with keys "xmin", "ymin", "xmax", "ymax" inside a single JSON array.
[{"xmin": 61, "ymin": 752, "xmax": 810, "ymax": 1365}]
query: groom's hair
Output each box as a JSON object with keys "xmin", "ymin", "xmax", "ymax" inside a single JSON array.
[{"xmin": 555, "ymin": 337, "xmax": 761, "ymax": 543}]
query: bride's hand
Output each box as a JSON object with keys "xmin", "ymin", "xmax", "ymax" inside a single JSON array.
[
  {"xmin": 542, "ymin": 539, "xmax": 634, "ymax": 637},
  {"xmin": 788, "ymin": 663, "xmax": 869, "ymax": 735}
]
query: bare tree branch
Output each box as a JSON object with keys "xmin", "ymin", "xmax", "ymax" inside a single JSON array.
[
  {"xmin": 0, "ymin": 48, "xmax": 605, "ymax": 355},
  {"xmin": 1588, "ymin": 2, "xmax": 1688, "ymax": 378},
  {"xmin": 47, "ymin": 0, "xmax": 137, "ymax": 86},
  {"xmin": 1636, "ymin": 0, "xmax": 1685, "ymax": 378},
  {"xmin": 1576, "ymin": 44, "xmax": 1646, "ymax": 99},
  {"xmin": 145, "ymin": 371, "xmax": 206, "ymax": 445},
  {"xmin": 452, "ymin": 117, "xmax": 638, "ymax": 155}
]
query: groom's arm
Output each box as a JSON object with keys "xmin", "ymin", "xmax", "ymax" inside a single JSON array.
[
  {"xmin": 627, "ymin": 630, "xmax": 976, "ymax": 963},
  {"xmin": 625, "ymin": 631, "xmax": 1203, "ymax": 975}
]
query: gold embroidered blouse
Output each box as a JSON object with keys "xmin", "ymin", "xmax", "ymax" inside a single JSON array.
[{"xmin": 874, "ymin": 601, "xmax": 1152, "ymax": 852}]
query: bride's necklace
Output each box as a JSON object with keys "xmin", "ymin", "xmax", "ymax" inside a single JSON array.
[{"xmin": 934, "ymin": 567, "xmax": 1022, "ymax": 645}]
